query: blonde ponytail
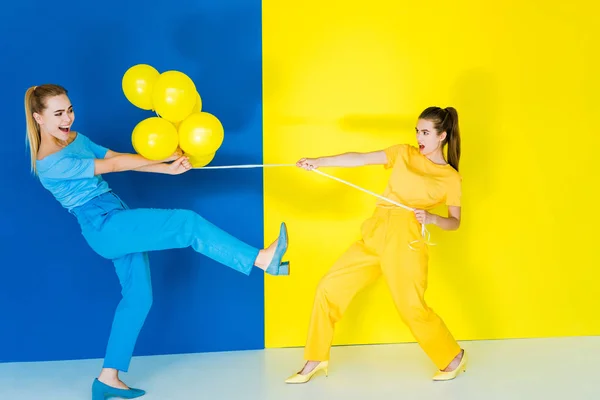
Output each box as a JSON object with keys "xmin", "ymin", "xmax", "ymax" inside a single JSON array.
[
  {"xmin": 25, "ymin": 86, "xmax": 41, "ymax": 174},
  {"xmin": 24, "ymin": 84, "xmax": 68, "ymax": 175}
]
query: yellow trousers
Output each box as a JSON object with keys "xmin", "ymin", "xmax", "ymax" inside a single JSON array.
[{"xmin": 303, "ymin": 207, "xmax": 461, "ymax": 370}]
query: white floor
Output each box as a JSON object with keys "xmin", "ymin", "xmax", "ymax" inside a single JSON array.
[{"xmin": 1, "ymin": 336, "xmax": 598, "ymax": 399}]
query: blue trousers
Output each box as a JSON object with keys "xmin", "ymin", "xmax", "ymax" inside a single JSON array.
[{"xmin": 70, "ymin": 191, "xmax": 260, "ymax": 372}]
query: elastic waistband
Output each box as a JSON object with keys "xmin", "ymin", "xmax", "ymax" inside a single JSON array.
[
  {"xmin": 69, "ymin": 190, "xmax": 116, "ymax": 215},
  {"xmin": 373, "ymin": 205, "xmax": 415, "ymax": 216}
]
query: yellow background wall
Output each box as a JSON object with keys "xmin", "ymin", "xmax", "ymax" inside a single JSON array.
[{"xmin": 263, "ymin": 0, "xmax": 600, "ymax": 349}]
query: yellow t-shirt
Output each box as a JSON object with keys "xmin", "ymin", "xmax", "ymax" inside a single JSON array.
[{"xmin": 376, "ymin": 144, "xmax": 462, "ymax": 210}]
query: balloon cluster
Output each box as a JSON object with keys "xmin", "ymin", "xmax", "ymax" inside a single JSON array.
[{"xmin": 121, "ymin": 64, "xmax": 224, "ymax": 168}]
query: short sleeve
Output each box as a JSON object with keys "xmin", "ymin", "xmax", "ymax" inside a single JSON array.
[
  {"xmin": 383, "ymin": 144, "xmax": 408, "ymax": 169},
  {"xmin": 81, "ymin": 134, "xmax": 109, "ymax": 159},
  {"xmin": 445, "ymin": 175, "xmax": 462, "ymax": 207},
  {"xmin": 38, "ymin": 157, "xmax": 95, "ymax": 180}
]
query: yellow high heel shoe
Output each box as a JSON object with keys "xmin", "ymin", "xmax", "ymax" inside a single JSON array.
[
  {"xmin": 432, "ymin": 351, "xmax": 468, "ymax": 381},
  {"xmin": 285, "ymin": 361, "xmax": 329, "ymax": 384}
]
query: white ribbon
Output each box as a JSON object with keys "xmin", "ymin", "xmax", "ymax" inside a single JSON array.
[{"xmin": 194, "ymin": 163, "xmax": 434, "ymax": 249}]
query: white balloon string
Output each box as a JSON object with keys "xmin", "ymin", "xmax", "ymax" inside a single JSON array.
[
  {"xmin": 194, "ymin": 163, "xmax": 296, "ymax": 169},
  {"xmin": 193, "ymin": 163, "xmax": 435, "ymax": 249}
]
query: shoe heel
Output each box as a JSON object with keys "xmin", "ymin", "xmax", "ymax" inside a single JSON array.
[
  {"xmin": 267, "ymin": 261, "xmax": 289, "ymax": 276},
  {"xmin": 279, "ymin": 261, "xmax": 290, "ymax": 275},
  {"xmin": 92, "ymin": 385, "xmax": 105, "ymax": 400}
]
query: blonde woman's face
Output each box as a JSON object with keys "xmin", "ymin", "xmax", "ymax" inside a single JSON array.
[{"xmin": 34, "ymin": 94, "xmax": 75, "ymax": 141}]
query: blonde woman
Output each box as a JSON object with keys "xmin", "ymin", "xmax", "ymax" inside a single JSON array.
[{"xmin": 25, "ymin": 84, "xmax": 290, "ymax": 399}]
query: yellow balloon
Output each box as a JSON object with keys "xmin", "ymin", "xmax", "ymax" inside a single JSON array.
[
  {"xmin": 152, "ymin": 71, "xmax": 197, "ymax": 123},
  {"xmin": 122, "ymin": 64, "xmax": 159, "ymax": 110},
  {"xmin": 178, "ymin": 112, "xmax": 224, "ymax": 156},
  {"xmin": 131, "ymin": 117, "xmax": 179, "ymax": 160},
  {"xmin": 193, "ymin": 92, "xmax": 202, "ymax": 113},
  {"xmin": 187, "ymin": 152, "xmax": 215, "ymax": 168}
]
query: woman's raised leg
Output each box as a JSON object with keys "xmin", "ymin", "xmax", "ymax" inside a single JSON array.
[{"xmin": 82, "ymin": 206, "xmax": 289, "ymax": 277}]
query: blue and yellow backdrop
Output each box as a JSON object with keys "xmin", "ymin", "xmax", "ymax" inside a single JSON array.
[{"xmin": 1, "ymin": 0, "xmax": 599, "ymax": 364}]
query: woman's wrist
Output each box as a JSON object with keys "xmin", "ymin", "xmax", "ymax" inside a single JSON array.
[{"xmin": 430, "ymin": 213, "xmax": 460, "ymax": 231}]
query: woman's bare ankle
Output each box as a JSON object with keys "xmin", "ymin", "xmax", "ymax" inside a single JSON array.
[
  {"xmin": 254, "ymin": 239, "xmax": 278, "ymax": 270},
  {"xmin": 98, "ymin": 368, "xmax": 129, "ymax": 389},
  {"xmin": 300, "ymin": 360, "xmax": 320, "ymax": 374},
  {"xmin": 98, "ymin": 368, "xmax": 117, "ymax": 380},
  {"xmin": 442, "ymin": 349, "xmax": 464, "ymax": 372},
  {"xmin": 254, "ymin": 249, "xmax": 268, "ymax": 270}
]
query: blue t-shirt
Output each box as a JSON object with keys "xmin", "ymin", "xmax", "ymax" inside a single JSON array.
[{"xmin": 36, "ymin": 133, "xmax": 111, "ymax": 211}]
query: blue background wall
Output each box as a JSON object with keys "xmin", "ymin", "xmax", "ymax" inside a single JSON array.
[{"xmin": 0, "ymin": 0, "xmax": 265, "ymax": 363}]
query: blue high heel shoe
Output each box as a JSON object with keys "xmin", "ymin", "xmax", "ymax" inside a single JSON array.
[
  {"xmin": 92, "ymin": 378, "xmax": 146, "ymax": 399},
  {"xmin": 266, "ymin": 222, "xmax": 290, "ymax": 276}
]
